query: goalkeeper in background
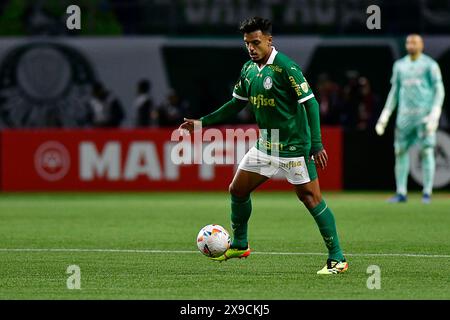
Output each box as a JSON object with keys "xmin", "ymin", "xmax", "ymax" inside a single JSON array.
[{"xmin": 376, "ymin": 34, "xmax": 445, "ymax": 203}]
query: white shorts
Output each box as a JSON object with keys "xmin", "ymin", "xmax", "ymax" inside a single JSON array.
[{"xmin": 238, "ymin": 147, "xmax": 313, "ymax": 185}]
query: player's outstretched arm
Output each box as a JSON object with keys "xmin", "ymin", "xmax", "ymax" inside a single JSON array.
[
  {"xmin": 200, "ymin": 97, "xmax": 248, "ymax": 127},
  {"xmin": 303, "ymin": 97, "xmax": 328, "ymax": 170},
  {"xmin": 178, "ymin": 98, "xmax": 247, "ymax": 135}
]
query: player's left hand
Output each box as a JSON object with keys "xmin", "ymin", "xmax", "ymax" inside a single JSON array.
[
  {"xmin": 313, "ymin": 149, "xmax": 328, "ymax": 170},
  {"xmin": 423, "ymin": 114, "xmax": 439, "ymax": 134},
  {"xmin": 426, "ymin": 120, "xmax": 438, "ymax": 134}
]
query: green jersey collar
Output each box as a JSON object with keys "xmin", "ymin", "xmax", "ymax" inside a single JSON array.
[{"xmin": 255, "ymin": 46, "xmax": 278, "ymax": 72}]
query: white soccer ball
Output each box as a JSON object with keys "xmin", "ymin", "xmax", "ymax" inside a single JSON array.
[{"xmin": 196, "ymin": 224, "xmax": 231, "ymax": 258}]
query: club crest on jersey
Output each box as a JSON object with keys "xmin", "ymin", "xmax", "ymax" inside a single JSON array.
[{"xmin": 263, "ymin": 76, "xmax": 273, "ymax": 90}]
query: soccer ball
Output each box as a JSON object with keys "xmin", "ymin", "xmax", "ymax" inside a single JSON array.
[{"xmin": 196, "ymin": 224, "xmax": 231, "ymax": 258}]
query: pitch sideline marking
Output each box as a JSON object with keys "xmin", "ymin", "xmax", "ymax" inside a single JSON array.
[{"xmin": 0, "ymin": 248, "xmax": 449, "ymax": 258}]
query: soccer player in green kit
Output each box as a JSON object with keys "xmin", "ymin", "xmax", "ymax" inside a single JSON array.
[
  {"xmin": 375, "ymin": 34, "xmax": 445, "ymax": 204},
  {"xmin": 179, "ymin": 17, "xmax": 348, "ymax": 274}
]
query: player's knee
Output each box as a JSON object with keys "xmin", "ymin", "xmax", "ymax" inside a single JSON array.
[
  {"xmin": 421, "ymin": 147, "xmax": 434, "ymax": 157},
  {"xmin": 228, "ymin": 183, "xmax": 249, "ymax": 199},
  {"xmin": 298, "ymin": 192, "xmax": 322, "ymax": 209}
]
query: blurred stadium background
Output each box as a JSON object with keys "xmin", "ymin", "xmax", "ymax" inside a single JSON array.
[
  {"xmin": 0, "ymin": 0, "xmax": 449, "ymax": 192},
  {"xmin": 0, "ymin": 0, "xmax": 449, "ymax": 300}
]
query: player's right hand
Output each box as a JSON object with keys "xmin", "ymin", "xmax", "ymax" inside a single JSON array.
[
  {"xmin": 375, "ymin": 121, "xmax": 386, "ymax": 136},
  {"xmin": 178, "ymin": 118, "xmax": 201, "ymax": 135}
]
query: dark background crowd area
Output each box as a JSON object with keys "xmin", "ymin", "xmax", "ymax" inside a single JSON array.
[{"xmin": 0, "ymin": 0, "xmax": 449, "ymax": 130}]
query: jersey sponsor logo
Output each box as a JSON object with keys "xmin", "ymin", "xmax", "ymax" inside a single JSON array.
[
  {"xmin": 402, "ymin": 78, "xmax": 422, "ymax": 86},
  {"xmin": 263, "ymin": 76, "xmax": 273, "ymax": 90},
  {"xmin": 280, "ymin": 160, "xmax": 302, "ymax": 170},
  {"xmin": 250, "ymin": 94, "xmax": 275, "ymax": 108},
  {"xmin": 300, "ymin": 81, "xmax": 309, "ymax": 93},
  {"xmin": 288, "ymin": 76, "xmax": 302, "ymax": 97}
]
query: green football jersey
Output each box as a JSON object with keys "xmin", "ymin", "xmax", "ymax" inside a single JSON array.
[
  {"xmin": 392, "ymin": 54, "xmax": 443, "ymax": 128},
  {"xmin": 232, "ymin": 47, "xmax": 315, "ymax": 157}
]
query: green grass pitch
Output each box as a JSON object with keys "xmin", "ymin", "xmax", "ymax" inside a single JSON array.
[{"xmin": 0, "ymin": 191, "xmax": 449, "ymax": 300}]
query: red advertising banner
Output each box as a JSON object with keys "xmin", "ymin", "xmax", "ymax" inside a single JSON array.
[{"xmin": 0, "ymin": 126, "xmax": 342, "ymax": 191}]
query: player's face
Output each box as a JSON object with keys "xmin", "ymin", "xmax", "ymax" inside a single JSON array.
[
  {"xmin": 406, "ymin": 35, "xmax": 424, "ymax": 56},
  {"xmin": 243, "ymin": 31, "xmax": 272, "ymax": 63}
]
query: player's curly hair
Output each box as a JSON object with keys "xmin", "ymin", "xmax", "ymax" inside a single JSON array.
[{"xmin": 239, "ymin": 17, "xmax": 272, "ymax": 35}]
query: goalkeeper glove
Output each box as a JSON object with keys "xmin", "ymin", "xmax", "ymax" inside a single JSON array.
[
  {"xmin": 375, "ymin": 121, "xmax": 386, "ymax": 136},
  {"xmin": 423, "ymin": 113, "xmax": 440, "ymax": 134},
  {"xmin": 375, "ymin": 110, "xmax": 390, "ymax": 136},
  {"xmin": 423, "ymin": 105, "xmax": 442, "ymax": 134}
]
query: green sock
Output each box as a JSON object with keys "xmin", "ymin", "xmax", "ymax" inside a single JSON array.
[
  {"xmin": 421, "ymin": 148, "xmax": 435, "ymax": 195},
  {"xmin": 230, "ymin": 194, "xmax": 252, "ymax": 249},
  {"xmin": 308, "ymin": 199, "xmax": 345, "ymax": 261},
  {"xmin": 395, "ymin": 150, "xmax": 409, "ymax": 196}
]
